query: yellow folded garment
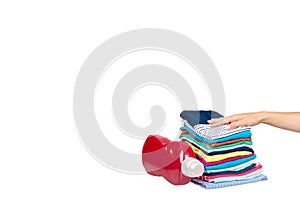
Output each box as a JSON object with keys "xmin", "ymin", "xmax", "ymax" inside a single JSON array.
[{"xmin": 189, "ymin": 144, "xmax": 252, "ymax": 162}]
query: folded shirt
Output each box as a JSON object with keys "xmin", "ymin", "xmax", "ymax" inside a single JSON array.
[
  {"xmin": 183, "ymin": 120, "xmax": 251, "ymax": 140},
  {"xmin": 197, "ymin": 154, "xmax": 254, "ymax": 166},
  {"xmin": 180, "ymin": 110, "xmax": 223, "ymax": 126},
  {"xmin": 203, "ymin": 170, "xmax": 263, "ymax": 183},
  {"xmin": 180, "ymin": 125, "xmax": 252, "ymax": 144},
  {"xmin": 180, "ymin": 137, "xmax": 254, "ymax": 156},
  {"xmin": 188, "ymin": 144, "xmax": 253, "ymax": 162},
  {"xmin": 200, "ymin": 163, "xmax": 263, "ymax": 182},
  {"xmin": 205, "ymin": 159, "xmax": 255, "ymax": 173},
  {"xmin": 192, "ymin": 174, "xmax": 268, "ymax": 189},
  {"xmin": 180, "ymin": 110, "xmax": 251, "ymax": 140},
  {"xmin": 180, "ymin": 133, "xmax": 253, "ymax": 151},
  {"xmin": 205, "ymin": 154, "xmax": 257, "ymax": 171},
  {"xmin": 181, "ymin": 130, "xmax": 252, "ymax": 146},
  {"xmin": 193, "ymin": 123, "xmax": 251, "ymax": 140},
  {"xmin": 203, "ymin": 163, "xmax": 257, "ymax": 176},
  {"xmin": 183, "ymin": 138, "xmax": 254, "ymax": 155}
]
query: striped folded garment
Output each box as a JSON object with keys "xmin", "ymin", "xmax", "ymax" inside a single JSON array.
[
  {"xmin": 180, "ymin": 124, "xmax": 252, "ymax": 145},
  {"xmin": 183, "ymin": 119, "xmax": 251, "ymax": 140}
]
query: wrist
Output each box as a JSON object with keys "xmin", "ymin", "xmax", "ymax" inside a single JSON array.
[{"xmin": 257, "ymin": 111, "xmax": 269, "ymax": 124}]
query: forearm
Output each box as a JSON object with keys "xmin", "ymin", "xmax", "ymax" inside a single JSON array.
[{"xmin": 259, "ymin": 111, "xmax": 300, "ymax": 133}]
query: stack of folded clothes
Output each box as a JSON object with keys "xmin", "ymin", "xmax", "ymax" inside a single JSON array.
[{"xmin": 179, "ymin": 110, "xmax": 267, "ymax": 189}]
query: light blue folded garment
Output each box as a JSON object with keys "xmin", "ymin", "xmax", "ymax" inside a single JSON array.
[
  {"xmin": 191, "ymin": 174, "xmax": 268, "ymax": 189},
  {"xmin": 181, "ymin": 125, "xmax": 252, "ymax": 144},
  {"xmin": 205, "ymin": 154, "xmax": 256, "ymax": 170},
  {"xmin": 209, "ymin": 171, "xmax": 263, "ymax": 183}
]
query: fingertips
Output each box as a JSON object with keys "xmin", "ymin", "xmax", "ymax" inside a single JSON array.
[
  {"xmin": 207, "ymin": 119, "xmax": 214, "ymax": 123},
  {"xmin": 210, "ymin": 123, "xmax": 221, "ymax": 127},
  {"xmin": 207, "ymin": 117, "xmax": 224, "ymax": 124},
  {"xmin": 227, "ymin": 122, "xmax": 239, "ymax": 130},
  {"xmin": 208, "ymin": 119, "xmax": 225, "ymax": 127}
]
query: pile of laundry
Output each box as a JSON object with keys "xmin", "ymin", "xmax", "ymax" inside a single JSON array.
[{"xmin": 179, "ymin": 110, "xmax": 267, "ymax": 189}]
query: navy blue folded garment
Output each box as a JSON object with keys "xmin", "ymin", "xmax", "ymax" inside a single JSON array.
[
  {"xmin": 182, "ymin": 139, "xmax": 254, "ymax": 156},
  {"xmin": 203, "ymin": 163, "xmax": 256, "ymax": 176},
  {"xmin": 180, "ymin": 110, "xmax": 223, "ymax": 126}
]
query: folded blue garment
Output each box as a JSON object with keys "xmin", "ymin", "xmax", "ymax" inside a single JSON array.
[
  {"xmin": 180, "ymin": 110, "xmax": 223, "ymax": 126},
  {"xmin": 191, "ymin": 174, "xmax": 268, "ymax": 189},
  {"xmin": 181, "ymin": 125, "xmax": 252, "ymax": 144},
  {"xmin": 205, "ymin": 154, "xmax": 257, "ymax": 170},
  {"xmin": 203, "ymin": 163, "xmax": 256, "ymax": 176}
]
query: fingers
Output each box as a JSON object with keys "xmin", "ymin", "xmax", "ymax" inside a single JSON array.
[
  {"xmin": 208, "ymin": 114, "xmax": 244, "ymax": 129},
  {"xmin": 208, "ymin": 116, "xmax": 235, "ymax": 127},
  {"xmin": 226, "ymin": 122, "xmax": 240, "ymax": 130},
  {"xmin": 209, "ymin": 119, "xmax": 241, "ymax": 129},
  {"xmin": 207, "ymin": 117, "xmax": 225, "ymax": 127},
  {"xmin": 207, "ymin": 117, "xmax": 224, "ymax": 123}
]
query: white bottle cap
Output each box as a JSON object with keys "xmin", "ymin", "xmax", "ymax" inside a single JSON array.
[{"xmin": 181, "ymin": 157, "xmax": 204, "ymax": 177}]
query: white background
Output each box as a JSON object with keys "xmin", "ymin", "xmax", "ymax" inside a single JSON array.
[{"xmin": 1, "ymin": 1, "xmax": 300, "ymax": 199}]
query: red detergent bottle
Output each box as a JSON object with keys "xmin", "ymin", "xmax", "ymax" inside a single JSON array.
[{"xmin": 142, "ymin": 135, "xmax": 204, "ymax": 185}]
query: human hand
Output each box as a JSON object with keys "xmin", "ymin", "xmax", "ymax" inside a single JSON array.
[{"xmin": 207, "ymin": 112, "xmax": 264, "ymax": 129}]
